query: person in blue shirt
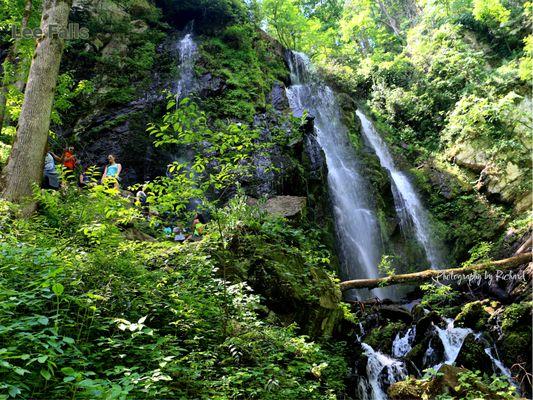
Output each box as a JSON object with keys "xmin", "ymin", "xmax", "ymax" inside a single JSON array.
[
  {"xmin": 101, "ymin": 154, "xmax": 122, "ymax": 189},
  {"xmin": 43, "ymin": 146, "xmax": 60, "ymax": 189}
]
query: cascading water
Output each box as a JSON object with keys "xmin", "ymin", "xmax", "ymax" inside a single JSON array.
[
  {"xmin": 168, "ymin": 26, "xmax": 200, "ymax": 210},
  {"xmin": 285, "ymin": 51, "xmax": 389, "ymax": 299},
  {"xmin": 434, "ymin": 318, "xmax": 472, "ymax": 366},
  {"xmin": 357, "ymin": 316, "xmax": 520, "ymax": 399},
  {"xmin": 175, "ymin": 28, "xmax": 198, "ymax": 102},
  {"xmin": 392, "ymin": 327, "xmax": 416, "ymax": 358},
  {"xmin": 484, "ymin": 347, "xmax": 518, "ymax": 389},
  {"xmin": 357, "ymin": 344, "xmax": 408, "ymax": 400},
  {"xmin": 356, "ymin": 111, "xmax": 444, "ymax": 269}
]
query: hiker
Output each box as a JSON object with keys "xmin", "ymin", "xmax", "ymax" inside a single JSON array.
[
  {"xmin": 173, "ymin": 226, "xmax": 186, "ymax": 243},
  {"xmin": 186, "ymin": 213, "xmax": 206, "ymax": 241},
  {"xmin": 43, "ymin": 146, "xmax": 60, "ymax": 189},
  {"xmin": 101, "ymin": 154, "xmax": 122, "ymax": 189},
  {"xmin": 61, "ymin": 146, "xmax": 77, "ymax": 170},
  {"xmin": 135, "ymin": 186, "xmax": 148, "ymax": 207},
  {"xmin": 79, "ymin": 166, "xmax": 93, "ymax": 188}
]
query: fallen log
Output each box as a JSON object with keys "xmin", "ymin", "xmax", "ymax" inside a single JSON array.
[{"xmin": 340, "ymin": 253, "xmax": 532, "ymax": 291}]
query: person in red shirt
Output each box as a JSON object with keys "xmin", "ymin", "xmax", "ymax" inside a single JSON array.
[{"xmin": 61, "ymin": 146, "xmax": 77, "ymax": 170}]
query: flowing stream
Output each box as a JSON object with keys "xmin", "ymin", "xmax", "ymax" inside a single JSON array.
[
  {"xmin": 434, "ymin": 318, "xmax": 472, "ymax": 366},
  {"xmin": 392, "ymin": 327, "xmax": 416, "ymax": 358},
  {"xmin": 285, "ymin": 51, "xmax": 389, "ymax": 299},
  {"xmin": 357, "ymin": 344, "xmax": 408, "ymax": 400},
  {"xmin": 357, "ymin": 111, "xmax": 444, "ymax": 268},
  {"xmin": 356, "ymin": 317, "xmax": 518, "ymax": 399}
]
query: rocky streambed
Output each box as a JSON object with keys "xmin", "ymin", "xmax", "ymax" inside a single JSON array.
[{"xmin": 342, "ymin": 282, "xmax": 532, "ymax": 400}]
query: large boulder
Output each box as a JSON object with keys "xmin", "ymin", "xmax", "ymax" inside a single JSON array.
[
  {"xmin": 388, "ymin": 377, "xmax": 426, "ymax": 400},
  {"xmin": 455, "ymin": 334, "xmax": 493, "ymax": 374},
  {"xmin": 450, "ymin": 142, "xmax": 490, "ymax": 172},
  {"xmin": 454, "ymin": 300, "xmax": 493, "ymax": 331},
  {"xmin": 269, "ymin": 82, "xmax": 290, "ymax": 111},
  {"xmin": 73, "ymin": 0, "xmax": 130, "ymax": 22},
  {"xmin": 379, "ymin": 305, "xmax": 413, "ymax": 324},
  {"xmin": 256, "ymin": 196, "xmax": 307, "ymax": 218},
  {"xmin": 449, "ymin": 141, "xmax": 530, "ymax": 207}
]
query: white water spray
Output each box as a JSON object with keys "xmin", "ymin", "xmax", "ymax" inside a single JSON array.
[
  {"xmin": 286, "ymin": 52, "xmax": 390, "ymax": 299},
  {"xmin": 434, "ymin": 318, "xmax": 472, "ymax": 366},
  {"xmin": 358, "ymin": 343, "xmax": 408, "ymax": 400},
  {"xmin": 392, "ymin": 327, "xmax": 416, "ymax": 358},
  {"xmin": 357, "ymin": 111, "xmax": 444, "ymax": 269},
  {"xmin": 175, "ymin": 31, "xmax": 198, "ymax": 101}
]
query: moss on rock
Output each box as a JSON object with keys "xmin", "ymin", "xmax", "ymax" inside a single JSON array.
[
  {"xmin": 499, "ymin": 302, "xmax": 532, "ymax": 371},
  {"xmin": 455, "ymin": 334, "xmax": 493, "ymax": 374},
  {"xmin": 388, "ymin": 377, "xmax": 426, "ymax": 400},
  {"xmin": 454, "ymin": 300, "xmax": 491, "ymax": 330},
  {"xmin": 364, "ymin": 321, "xmax": 406, "ymax": 353}
]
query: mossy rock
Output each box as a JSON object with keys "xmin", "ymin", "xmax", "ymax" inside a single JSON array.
[
  {"xmin": 455, "ymin": 334, "xmax": 493, "ymax": 374},
  {"xmin": 404, "ymin": 343, "xmax": 426, "ymax": 374},
  {"xmin": 454, "ymin": 300, "xmax": 490, "ymax": 331},
  {"xmin": 364, "ymin": 321, "xmax": 406, "ymax": 353},
  {"xmin": 388, "ymin": 377, "xmax": 426, "ymax": 400},
  {"xmin": 413, "ymin": 311, "xmax": 440, "ymax": 343},
  {"xmin": 391, "ymin": 365, "xmax": 518, "ymax": 400},
  {"xmin": 499, "ymin": 331, "xmax": 531, "ymax": 367},
  {"xmin": 498, "ymin": 302, "xmax": 532, "ymax": 369},
  {"xmin": 427, "ymin": 364, "xmax": 464, "ymax": 397},
  {"xmin": 501, "ymin": 302, "xmax": 532, "ymax": 333},
  {"xmin": 405, "ymin": 335, "xmax": 444, "ymax": 372}
]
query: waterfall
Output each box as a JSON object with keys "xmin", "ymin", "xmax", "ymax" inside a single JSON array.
[
  {"xmin": 175, "ymin": 28, "xmax": 198, "ymax": 101},
  {"xmin": 392, "ymin": 327, "xmax": 416, "ymax": 358},
  {"xmin": 285, "ymin": 51, "xmax": 389, "ymax": 299},
  {"xmin": 423, "ymin": 341, "xmax": 438, "ymax": 368},
  {"xmin": 434, "ymin": 318, "xmax": 472, "ymax": 366},
  {"xmin": 357, "ymin": 343, "xmax": 408, "ymax": 400},
  {"xmin": 356, "ymin": 111, "xmax": 443, "ymax": 269}
]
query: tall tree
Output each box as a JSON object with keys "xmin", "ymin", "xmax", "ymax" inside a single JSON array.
[{"xmin": 1, "ymin": 0, "xmax": 72, "ymax": 207}]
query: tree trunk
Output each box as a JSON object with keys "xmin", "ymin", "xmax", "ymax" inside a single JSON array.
[
  {"xmin": 14, "ymin": 0, "xmax": 34, "ymax": 92},
  {"xmin": 0, "ymin": 86, "xmax": 6, "ymax": 132},
  {"xmin": 376, "ymin": 0, "xmax": 402, "ymax": 37},
  {"xmin": 0, "ymin": 0, "xmax": 33, "ymax": 131},
  {"xmin": 1, "ymin": 0, "xmax": 72, "ymax": 209},
  {"xmin": 340, "ymin": 253, "xmax": 532, "ymax": 291}
]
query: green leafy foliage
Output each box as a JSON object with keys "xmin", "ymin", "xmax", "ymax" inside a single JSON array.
[
  {"xmin": 420, "ymin": 283, "xmax": 461, "ymax": 316},
  {"xmin": 144, "ymin": 96, "xmax": 261, "ymax": 216},
  {"xmin": 0, "ymin": 188, "xmax": 347, "ymax": 399},
  {"xmin": 413, "ymin": 368, "xmax": 519, "ymax": 400}
]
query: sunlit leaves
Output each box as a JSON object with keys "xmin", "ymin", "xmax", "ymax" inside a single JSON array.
[
  {"xmin": 144, "ymin": 97, "xmax": 261, "ymax": 216},
  {"xmin": 472, "ymin": 0, "xmax": 510, "ymax": 25},
  {"xmin": 52, "ymin": 283, "xmax": 64, "ymax": 297}
]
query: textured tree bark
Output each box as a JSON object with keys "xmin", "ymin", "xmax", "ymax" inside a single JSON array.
[
  {"xmin": 340, "ymin": 253, "xmax": 532, "ymax": 291},
  {"xmin": 0, "ymin": 0, "xmax": 33, "ymax": 130},
  {"xmin": 0, "ymin": 0, "xmax": 72, "ymax": 209},
  {"xmin": 14, "ymin": 0, "xmax": 34, "ymax": 92}
]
